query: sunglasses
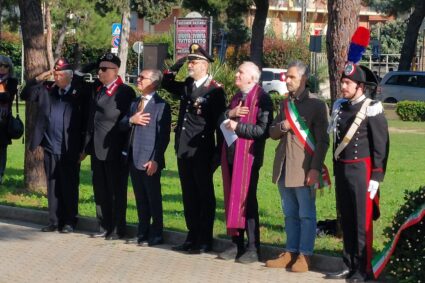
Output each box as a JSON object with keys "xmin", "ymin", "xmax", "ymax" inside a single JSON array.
[
  {"xmin": 0, "ymin": 64, "xmax": 10, "ymax": 68},
  {"xmin": 98, "ymin": 67, "xmax": 116, "ymax": 72}
]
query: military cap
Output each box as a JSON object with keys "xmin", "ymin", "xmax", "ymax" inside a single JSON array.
[
  {"xmin": 54, "ymin": 58, "xmax": 73, "ymax": 71},
  {"xmin": 99, "ymin": 52, "xmax": 121, "ymax": 68},
  {"xmin": 342, "ymin": 63, "xmax": 378, "ymax": 86},
  {"xmin": 187, "ymin": 43, "xmax": 214, "ymax": 62}
]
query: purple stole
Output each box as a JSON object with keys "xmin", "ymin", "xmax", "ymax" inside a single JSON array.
[{"xmin": 221, "ymin": 84, "xmax": 263, "ymax": 236}]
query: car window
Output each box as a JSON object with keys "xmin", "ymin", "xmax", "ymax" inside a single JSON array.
[
  {"xmin": 261, "ymin": 71, "xmax": 273, "ymax": 82},
  {"xmin": 386, "ymin": 75, "xmax": 420, "ymax": 87}
]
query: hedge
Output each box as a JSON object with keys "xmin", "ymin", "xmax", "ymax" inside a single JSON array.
[{"xmin": 396, "ymin": 101, "xmax": 425, "ymax": 121}]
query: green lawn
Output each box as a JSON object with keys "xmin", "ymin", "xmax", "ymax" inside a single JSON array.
[{"xmin": 1, "ymin": 108, "xmax": 424, "ymax": 256}]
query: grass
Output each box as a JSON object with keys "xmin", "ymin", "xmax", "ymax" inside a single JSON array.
[{"xmin": 1, "ymin": 106, "xmax": 424, "ymax": 256}]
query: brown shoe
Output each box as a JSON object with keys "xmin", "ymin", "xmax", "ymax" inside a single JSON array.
[
  {"xmin": 291, "ymin": 254, "xmax": 310, "ymax": 272},
  {"xmin": 265, "ymin": 252, "xmax": 296, "ymax": 268}
]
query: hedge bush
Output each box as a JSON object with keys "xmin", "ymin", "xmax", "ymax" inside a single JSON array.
[{"xmin": 396, "ymin": 101, "xmax": 425, "ymax": 121}]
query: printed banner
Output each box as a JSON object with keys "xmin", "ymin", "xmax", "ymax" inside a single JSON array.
[{"xmin": 175, "ymin": 18, "xmax": 210, "ymax": 60}]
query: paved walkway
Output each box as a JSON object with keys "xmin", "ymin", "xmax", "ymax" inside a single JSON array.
[{"xmin": 0, "ymin": 219, "xmax": 343, "ymax": 283}]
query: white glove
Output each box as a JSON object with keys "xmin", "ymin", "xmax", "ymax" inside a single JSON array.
[{"xmin": 368, "ymin": 180, "xmax": 379, "ymax": 200}]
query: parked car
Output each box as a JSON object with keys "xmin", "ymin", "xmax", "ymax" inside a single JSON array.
[
  {"xmin": 376, "ymin": 71, "xmax": 425, "ymax": 103},
  {"xmin": 261, "ymin": 68, "xmax": 288, "ymax": 95}
]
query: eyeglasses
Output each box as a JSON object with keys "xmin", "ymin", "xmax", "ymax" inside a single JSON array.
[
  {"xmin": 0, "ymin": 64, "xmax": 10, "ymax": 68},
  {"xmin": 137, "ymin": 75, "xmax": 152, "ymax": 81},
  {"xmin": 98, "ymin": 67, "xmax": 116, "ymax": 72}
]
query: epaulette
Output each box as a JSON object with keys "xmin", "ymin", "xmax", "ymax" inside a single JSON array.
[
  {"xmin": 205, "ymin": 75, "xmax": 222, "ymax": 88},
  {"xmin": 366, "ymin": 100, "xmax": 384, "ymax": 117}
]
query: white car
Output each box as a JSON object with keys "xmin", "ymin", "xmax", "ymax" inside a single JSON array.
[
  {"xmin": 376, "ymin": 71, "xmax": 425, "ymax": 103},
  {"xmin": 261, "ymin": 68, "xmax": 288, "ymax": 95}
]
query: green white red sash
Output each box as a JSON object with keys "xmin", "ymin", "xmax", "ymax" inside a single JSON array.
[
  {"xmin": 284, "ymin": 99, "xmax": 331, "ymax": 189},
  {"xmin": 371, "ymin": 204, "xmax": 425, "ymax": 278}
]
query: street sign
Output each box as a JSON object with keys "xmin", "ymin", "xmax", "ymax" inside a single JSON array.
[
  {"xmin": 111, "ymin": 48, "xmax": 118, "ymax": 54},
  {"xmin": 112, "ymin": 23, "xmax": 122, "ymax": 36},
  {"xmin": 111, "ymin": 35, "xmax": 120, "ymax": 48},
  {"xmin": 132, "ymin": 41, "xmax": 144, "ymax": 54},
  {"xmin": 371, "ymin": 39, "xmax": 380, "ymax": 60}
]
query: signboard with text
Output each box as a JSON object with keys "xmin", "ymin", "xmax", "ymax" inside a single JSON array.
[{"xmin": 175, "ymin": 17, "xmax": 210, "ymax": 60}]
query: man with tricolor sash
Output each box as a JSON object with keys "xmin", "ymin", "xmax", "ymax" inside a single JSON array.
[
  {"xmin": 217, "ymin": 61, "xmax": 273, "ymax": 263},
  {"xmin": 266, "ymin": 60, "xmax": 330, "ymax": 272}
]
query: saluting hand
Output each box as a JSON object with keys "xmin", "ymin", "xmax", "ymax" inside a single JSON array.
[
  {"xmin": 143, "ymin": 160, "xmax": 158, "ymax": 176},
  {"xmin": 35, "ymin": 70, "xmax": 53, "ymax": 82},
  {"xmin": 228, "ymin": 101, "xmax": 249, "ymax": 118},
  {"xmin": 130, "ymin": 112, "xmax": 151, "ymax": 126}
]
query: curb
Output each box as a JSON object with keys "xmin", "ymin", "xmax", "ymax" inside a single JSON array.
[{"xmin": 0, "ymin": 204, "xmax": 344, "ymax": 273}]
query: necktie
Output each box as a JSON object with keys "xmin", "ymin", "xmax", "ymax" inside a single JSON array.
[
  {"xmin": 97, "ymin": 86, "xmax": 106, "ymax": 100},
  {"xmin": 138, "ymin": 97, "xmax": 145, "ymax": 112}
]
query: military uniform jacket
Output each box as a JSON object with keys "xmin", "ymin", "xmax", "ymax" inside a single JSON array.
[
  {"xmin": 162, "ymin": 72, "xmax": 226, "ymax": 159},
  {"xmin": 85, "ymin": 80, "xmax": 136, "ymax": 161},
  {"xmin": 329, "ymin": 96, "xmax": 389, "ymax": 181},
  {"xmin": 21, "ymin": 77, "xmax": 90, "ymax": 159}
]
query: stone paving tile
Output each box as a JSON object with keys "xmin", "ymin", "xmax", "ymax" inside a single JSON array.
[{"xmin": 0, "ymin": 220, "xmax": 344, "ymax": 283}]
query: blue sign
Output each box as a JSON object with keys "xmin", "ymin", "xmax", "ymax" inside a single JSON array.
[{"xmin": 112, "ymin": 23, "xmax": 122, "ymax": 36}]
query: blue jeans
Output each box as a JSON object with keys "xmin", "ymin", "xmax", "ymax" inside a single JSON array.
[{"xmin": 278, "ymin": 173, "xmax": 317, "ymax": 255}]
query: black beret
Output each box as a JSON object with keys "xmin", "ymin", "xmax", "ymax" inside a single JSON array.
[
  {"xmin": 99, "ymin": 52, "xmax": 121, "ymax": 68},
  {"xmin": 54, "ymin": 58, "xmax": 73, "ymax": 71},
  {"xmin": 187, "ymin": 43, "xmax": 214, "ymax": 63},
  {"xmin": 341, "ymin": 63, "xmax": 378, "ymax": 86}
]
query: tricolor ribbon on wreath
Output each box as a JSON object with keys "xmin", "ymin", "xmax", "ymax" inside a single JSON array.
[
  {"xmin": 371, "ymin": 203, "xmax": 425, "ymax": 278},
  {"xmin": 284, "ymin": 99, "xmax": 331, "ymax": 190}
]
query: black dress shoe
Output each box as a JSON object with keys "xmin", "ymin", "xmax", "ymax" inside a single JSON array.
[
  {"xmin": 90, "ymin": 231, "xmax": 108, "ymax": 238},
  {"xmin": 105, "ymin": 233, "xmax": 125, "ymax": 240},
  {"xmin": 172, "ymin": 242, "xmax": 193, "ymax": 252},
  {"xmin": 148, "ymin": 236, "xmax": 164, "ymax": 247},
  {"xmin": 41, "ymin": 225, "xmax": 58, "ymax": 232},
  {"xmin": 60, "ymin": 225, "xmax": 74, "ymax": 234},
  {"xmin": 325, "ymin": 269, "xmax": 351, "ymax": 279},
  {"xmin": 199, "ymin": 244, "xmax": 212, "ymax": 253}
]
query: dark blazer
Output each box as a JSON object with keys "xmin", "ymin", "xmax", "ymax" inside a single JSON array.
[
  {"xmin": 85, "ymin": 81, "xmax": 136, "ymax": 161},
  {"xmin": 120, "ymin": 93, "xmax": 171, "ymax": 170},
  {"xmin": 0, "ymin": 77, "xmax": 18, "ymax": 145},
  {"xmin": 20, "ymin": 77, "xmax": 90, "ymax": 159},
  {"xmin": 162, "ymin": 73, "xmax": 226, "ymax": 160}
]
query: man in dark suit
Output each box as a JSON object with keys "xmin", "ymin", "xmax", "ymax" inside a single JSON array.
[
  {"xmin": 85, "ymin": 53, "xmax": 136, "ymax": 240},
  {"xmin": 120, "ymin": 69, "xmax": 171, "ymax": 246},
  {"xmin": 162, "ymin": 44, "xmax": 227, "ymax": 253},
  {"xmin": 21, "ymin": 58, "xmax": 90, "ymax": 233}
]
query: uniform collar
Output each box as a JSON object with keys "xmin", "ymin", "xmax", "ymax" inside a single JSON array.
[
  {"xmin": 194, "ymin": 75, "xmax": 208, "ymax": 88},
  {"xmin": 349, "ymin": 94, "xmax": 366, "ymax": 105}
]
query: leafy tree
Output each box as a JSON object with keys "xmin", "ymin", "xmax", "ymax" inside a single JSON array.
[
  {"xmin": 369, "ymin": 19, "xmax": 407, "ymax": 56},
  {"xmin": 366, "ymin": 0, "xmax": 425, "ymax": 70},
  {"xmin": 0, "ymin": 0, "xmax": 20, "ymax": 36}
]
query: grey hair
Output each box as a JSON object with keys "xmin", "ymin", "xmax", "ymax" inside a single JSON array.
[
  {"xmin": 241, "ymin": 61, "xmax": 261, "ymax": 83},
  {"xmin": 0, "ymin": 55, "xmax": 14, "ymax": 77},
  {"xmin": 60, "ymin": 69, "xmax": 74, "ymax": 79},
  {"xmin": 287, "ymin": 60, "xmax": 310, "ymax": 78},
  {"xmin": 145, "ymin": 69, "xmax": 163, "ymax": 90}
]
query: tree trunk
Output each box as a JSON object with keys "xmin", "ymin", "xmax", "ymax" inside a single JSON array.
[
  {"xmin": 398, "ymin": 0, "xmax": 425, "ymax": 71},
  {"xmin": 18, "ymin": 0, "xmax": 48, "ymax": 192},
  {"xmin": 250, "ymin": 0, "xmax": 269, "ymax": 68},
  {"xmin": 326, "ymin": 0, "xmax": 361, "ymax": 238},
  {"xmin": 326, "ymin": 0, "xmax": 361, "ymax": 104},
  {"xmin": 53, "ymin": 23, "xmax": 68, "ymax": 60},
  {"xmin": 45, "ymin": 1, "xmax": 55, "ymax": 69},
  {"xmin": 118, "ymin": 6, "xmax": 131, "ymax": 80}
]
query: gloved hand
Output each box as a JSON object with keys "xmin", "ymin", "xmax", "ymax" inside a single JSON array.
[
  {"xmin": 368, "ymin": 180, "xmax": 379, "ymax": 200},
  {"xmin": 170, "ymin": 57, "xmax": 187, "ymax": 72}
]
